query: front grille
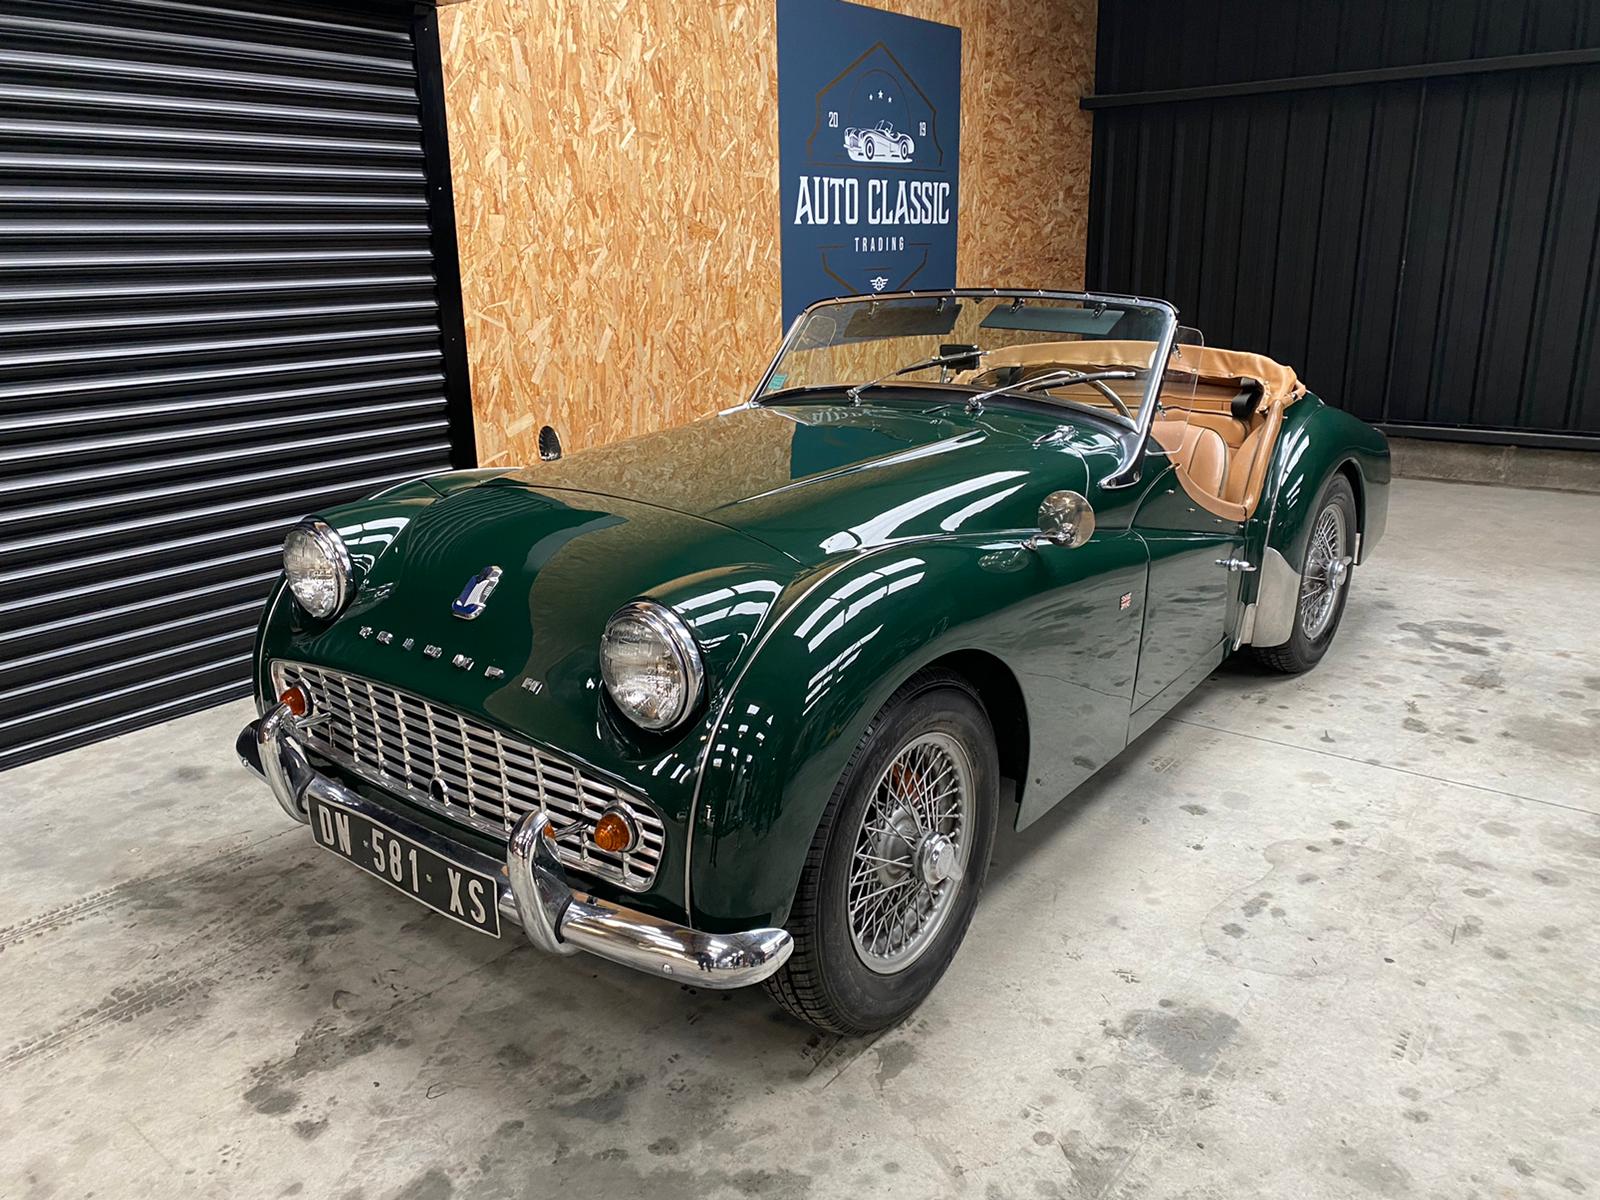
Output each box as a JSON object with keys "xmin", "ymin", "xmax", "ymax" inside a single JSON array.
[{"xmin": 274, "ymin": 661, "xmax": 665, "ymax": 891}]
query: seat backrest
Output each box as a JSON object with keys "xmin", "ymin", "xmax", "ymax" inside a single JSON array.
[
  {"xmin": 1181, "ymin": 426, "xmax": 1228, "ymax": 497},
  {"xmin": 1223, "ymin": 424, "xmax": 1267, "ymax": 505},
  {"xmin": 1150, "ymin": 419, "xmax": 1228, "ymax": 500}
]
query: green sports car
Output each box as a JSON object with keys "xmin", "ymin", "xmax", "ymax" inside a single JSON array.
[{"xmin": 239, "ymin": 289, "xmax": 1389, "ymax": 1033}]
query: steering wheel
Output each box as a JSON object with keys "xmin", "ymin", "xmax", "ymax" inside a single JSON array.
[
  {"xmin": 966, "ymin": 367, "xmax": 1137, "ymax": 421},
  {"xmin": 1041, "ymin": 375, "xmax": 1133, "ymax": 419},
  {"xmin": 1086, "ymin": 379, "xmax": 1133, "ymax": 420}
]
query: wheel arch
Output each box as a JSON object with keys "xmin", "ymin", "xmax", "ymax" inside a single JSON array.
[
  {"xmin": 918, "ymin": 648, "xmax": 1030, "ymax": 814},
  {"xmin": 1260, "ymin": 396, "xmax": 1389, "ymax": 567},
  {"xmin": 1244, "ymin": 397, "xmax": 1378, "ymax": 649},
  {"xmin": 1336, "ymin": 457, "xmax": 1365, "ymax": 543},
  {"xmin": 687, "ymin": 628, "xmax": 1021, "ymax": 933},
  {"xmin": 686, "ymin": 539, "xmax": 1062, "ymax": 932}
]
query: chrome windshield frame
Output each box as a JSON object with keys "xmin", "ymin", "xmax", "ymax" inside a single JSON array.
[{"xmin": 750, "ymin": 288, "xmax": 1180, "ymax": 489}]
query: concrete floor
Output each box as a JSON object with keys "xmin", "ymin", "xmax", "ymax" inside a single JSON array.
[{"xmin": 4, "ymin": 478, "xmax": 1598, "ymax": 1200}]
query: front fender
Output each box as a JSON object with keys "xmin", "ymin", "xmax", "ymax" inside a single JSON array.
[
  {"xmin": 686, "ymin": 530, "xmax": 1146, "ymax": 931},
  {"xmin": 251, "ymin": 470, "xmax": 514, "ymax": 707}
]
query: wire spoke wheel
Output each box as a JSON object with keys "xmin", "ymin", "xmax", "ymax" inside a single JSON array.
[
  {"xmin": 766, "ymin": 672, "xmax": 1000, "ymax": 1033},
  {"xmin": 846, "ymin": 731, "xmax": 974, "ymax": 974},
  {"xmin": 1299, "ymin": 503, "xmax": 1349, "ymax": 640}
]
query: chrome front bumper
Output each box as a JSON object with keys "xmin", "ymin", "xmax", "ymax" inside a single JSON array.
[{"xmin": 237, "ymin": 702, "xmax": 792, "ymax": 990}]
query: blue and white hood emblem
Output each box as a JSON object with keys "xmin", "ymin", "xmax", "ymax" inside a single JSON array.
[{"xmin": 451, "ymin": 565, "xmax": 503, "ymax": 620}]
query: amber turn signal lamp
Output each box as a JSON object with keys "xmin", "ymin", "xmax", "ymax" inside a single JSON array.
[
  {"xmin": 592, "ymin": 809, "xmax": 638, "ymax": 854},
  {"xmin": 279, "ymin": 686, "xmax": 310, "ymax": 718}
]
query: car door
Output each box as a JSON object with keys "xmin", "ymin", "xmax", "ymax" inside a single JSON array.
[{"xmin": 1129, "ymin": 432, "xmax": 1247, "ymax": 718}]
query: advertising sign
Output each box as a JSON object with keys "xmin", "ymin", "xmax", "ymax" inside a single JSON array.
[{"xmin": 777, "ymin": 0, "xmax": 961, "ymax": 326}]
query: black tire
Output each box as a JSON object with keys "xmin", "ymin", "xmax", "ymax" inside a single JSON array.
[
  {"xmin": 864, "ymin": 136, "xmax": 875, "ymax": 159},
  {"xmin": 1250, "ymin": 474, "xmax": 1357, "ymax": 674},
  {"xmin": 765, "ymin": 670, "xmax": 999, "ymax": 1035},
  {"xmin": 899, "ymin": 137, "xmax": 912, "ymax": 157}
]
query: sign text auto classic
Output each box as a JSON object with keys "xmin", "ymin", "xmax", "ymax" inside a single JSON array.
[{"xmin": 777, "ymin": 0, "xmax": 961, "ymax": 325}]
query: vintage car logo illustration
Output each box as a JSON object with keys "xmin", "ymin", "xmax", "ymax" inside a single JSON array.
[
  {"xmin": 791, "ymin": 44, "xmax": 953, "ymax": 302},
  {"xmin": 844, "ymin": 116, "xmax": 914, "ymax": 163},
  {"xmin": 809, "ymin": 57, "xmax": 942, "ymax": 170},
  {"xmin": 450, "ymin": 565, "xmax": 503, "ymax": 620}
]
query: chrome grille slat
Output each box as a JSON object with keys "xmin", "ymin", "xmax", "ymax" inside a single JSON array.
[
  {"xmin": 390, "ymin": 692, "xmax": 415, "ymax": 778},
  {"xmin": 362, "ymin": 680, "xmax": 387, "ymax": 767},
  {"xmin": 277, "ymin": 661, "xmax": 663, "ymax": 890}
]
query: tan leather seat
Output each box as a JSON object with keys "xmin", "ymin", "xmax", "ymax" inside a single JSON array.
[
  {"xmin": 1183, "ymin": 425, "xmax": 1228, "ymax": 497},
  {"xmin": 1152, "ymin": 419, "xmax": 1228, "ymax": 498},
  {"xmin": 1223, "ymin": 424, "xmax": 1267, "ymax": 505}
]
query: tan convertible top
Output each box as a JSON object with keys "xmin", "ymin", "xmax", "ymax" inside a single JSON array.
[{"xmin": 975, "ymin": 339, "xmax": 1306, "ymax": 406}]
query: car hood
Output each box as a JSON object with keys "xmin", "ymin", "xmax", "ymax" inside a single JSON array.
[
  {"xmin": 492, "ymin": 400, "xmax": 1122, "ymax": 564},
  {"xmin": 281, "ymin": 483, "xmax": 797, "ymax": 799},
  {"xmin": 262, "ymin": 399, "xmax": 1126, "ymax": 863}
]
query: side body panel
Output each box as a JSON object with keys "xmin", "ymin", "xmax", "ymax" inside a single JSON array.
[
  {"xmin": 1128, "ymin": 461, "xmax": 1245, "ymax": 706},
  {"xmin": 687, "ymin": 530, "xmax": 1148, "ymax": 931}
]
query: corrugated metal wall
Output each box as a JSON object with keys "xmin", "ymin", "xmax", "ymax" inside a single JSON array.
[
  {"xmin": 0, "ymin": 0, "xmax": 474, "ymax": 771},
  {"xmin": 1086, "ymin": 0, "xmax": 1600, "ymax": 446}
]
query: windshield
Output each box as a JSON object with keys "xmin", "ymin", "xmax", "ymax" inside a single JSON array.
[{"xmin": 758, "ymin": 291, "xmax": 1179, "ymax": 431}]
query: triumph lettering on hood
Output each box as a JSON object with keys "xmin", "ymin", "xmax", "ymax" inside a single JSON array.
[{"xmin": 791, "ymin": 176, "xmax": 953, "ymax": 227}]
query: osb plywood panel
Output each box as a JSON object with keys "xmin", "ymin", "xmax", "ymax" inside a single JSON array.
[{"xmin": 440, "ymin": 0, "xmax": 1096, "ymax": 467}]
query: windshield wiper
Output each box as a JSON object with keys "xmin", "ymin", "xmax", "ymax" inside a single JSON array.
[
  {"xmin": 963, "ymin": 368, "xmax": 1139, "ymax": 415},
  {"xmin": 846, "ymin": 349, "xmax": 990, "ymax": 404}
]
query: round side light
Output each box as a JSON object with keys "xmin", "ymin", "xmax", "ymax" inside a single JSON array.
[{"xmin": 592, "ymin": 807, "xmax": 639, "ymax": 854}]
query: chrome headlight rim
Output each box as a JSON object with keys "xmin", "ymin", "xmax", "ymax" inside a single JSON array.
[
  {"xmin": 600, "ymin": 599, "xmax": 705, "ymax": 732},
  {"xmin": 283, "ymin": 517, "xmax": 352, "ymax": 620}
]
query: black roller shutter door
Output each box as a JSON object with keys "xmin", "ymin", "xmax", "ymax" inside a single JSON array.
[{"xmin": 0, "ymin": 0, "xmax": 474, "ymax": 771}]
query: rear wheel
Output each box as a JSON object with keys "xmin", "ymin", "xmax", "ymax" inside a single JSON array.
[
  {"xmin": 1250, "ymin": 474, "xmax": 1357, "ymax": 674},
  {"xmin": 765, "ymin": 671, "xmax": 999, "ymax": 1034}
]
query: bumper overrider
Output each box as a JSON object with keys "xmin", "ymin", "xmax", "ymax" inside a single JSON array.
[{"xmin": 236, "ymin": 702, "xmax": 792, "ymax": 989}]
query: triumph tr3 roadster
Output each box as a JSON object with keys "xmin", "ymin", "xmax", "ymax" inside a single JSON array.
[{"xmin": 238, "ymin": 289, "xmax": 1389, "ymax": 1033}]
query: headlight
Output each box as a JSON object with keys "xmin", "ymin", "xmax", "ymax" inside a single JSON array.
[
  {"xmin": 599, "ymin": 600, "xmax": 704, "ymax": 731},
  {"xmin": 282, "ymin": 518, "xmax": 352, "ymax": 619}
]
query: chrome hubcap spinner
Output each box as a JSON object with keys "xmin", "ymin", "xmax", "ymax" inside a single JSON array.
[{"xmin": 917, "ymin": 833, "xmax": 962, "ymax": 886}]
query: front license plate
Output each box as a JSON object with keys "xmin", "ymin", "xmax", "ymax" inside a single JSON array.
[{"xmin": 308, "ymin": 796, "xmax": 501, "ymax": 937}]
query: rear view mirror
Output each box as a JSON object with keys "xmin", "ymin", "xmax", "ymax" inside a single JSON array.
[
  {"xmin": 939, "ymin": 342, "xmax": 982, "ymax": 374},
  {"xmin": 1026, "ymin": 490, "xmax": 1095, "ymax": 551}
]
